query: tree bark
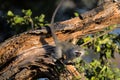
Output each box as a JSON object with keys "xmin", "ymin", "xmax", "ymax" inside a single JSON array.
[{"xmin": 0, "ymin": 1, "xmax": 120, "ymax": 80}]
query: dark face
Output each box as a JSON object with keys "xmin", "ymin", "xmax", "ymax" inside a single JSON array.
[
  {"xmin": 74, "ymin": 51, "xmax": 82, "ymax": 57},
  {"xmin": 73, "ymin": 48, "xmax": 85, "ymax": 58}
]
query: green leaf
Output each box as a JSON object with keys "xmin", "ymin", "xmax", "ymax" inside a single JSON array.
[
  {"xmin": 7, "ymin": 11, "xmax": 14, "ymax": 16},
  {"xmin": 74, "ymin": 12, "xmax": 79, "ymax": 17},
  {"xmin": 14, "ymin": 16, "xmax": 24, "ymax": 24},
  {"xmin": 39, "ymin": 14, "xmax": 45, "ymax": 22},
  {"xmin": 116, "ymin": 78, "xmax": 120, "ymax": 80},
  {"xmin": 100, "ymin": 66, "xmax": 107, "ymax": 73},
  {"xmin": 91, "ymin": 77, "xmax": 99, "ymax": 80},
  {"xmin": 83, "ymin": 36, "xmax": 91, "ymax": 42},
  {"xmin": 90, "ymin": 60, "xmax": 100, "ymax": 67},
  {"xmin": 108, "ymin": 24, "xmax": 117, "ymax": 30},
  {"xmin": 96, "ymin": 45, "xmax": 101, "ymax": 52},
  {"xmin": 22, "ymin": 9, "xmax": 32, "ymax": 16},
  {"xmin": 91, "ymin": 77, "xmax": 96, "ymax": 80},
  {"xmin": 39, "ymin": 23, "xmax": 44, "ymax": 26},
  {"xmin": 106, "ymin": 49, "xmax": 112, "ymax": 58},
  {"xmin": 106, "ymin": 43, "xmax": 111, "ymax": 48}
]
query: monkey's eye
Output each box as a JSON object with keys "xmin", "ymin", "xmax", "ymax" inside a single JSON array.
[{"xmin": 75, "ymin": 51, "xmax": 81, "ymax": 57}]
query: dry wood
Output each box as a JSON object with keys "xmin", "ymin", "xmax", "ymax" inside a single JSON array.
[{"xmin": 0, "ymin": 1, "xmax": 120, "ymax": 80}]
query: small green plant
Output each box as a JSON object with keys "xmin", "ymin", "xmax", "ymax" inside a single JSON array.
[{"xmin": 7, "ymin": 9, "xmax": 48, "ymax": 34}]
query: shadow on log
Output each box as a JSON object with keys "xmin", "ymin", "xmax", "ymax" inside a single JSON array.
[{"xmin": 0, "ymin": 1, "xmax": 120, "ymax": 80}]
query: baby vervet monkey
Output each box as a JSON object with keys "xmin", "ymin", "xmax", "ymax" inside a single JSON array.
[{"xmin": 50, "ymin": 0, "xmax": 85, "ymax": 63}]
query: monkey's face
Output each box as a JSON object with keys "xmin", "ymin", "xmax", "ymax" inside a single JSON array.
[
  {"xmin": 63, "ymin": 48, "xmax": 85, "ymax": 64},
  {"xmin": 66, "ymin": 47, "xmax": 85, "ymax": 61},
  {"xmin": 73, "ymin": 49, "xmax": 85, "ymax": 58}
]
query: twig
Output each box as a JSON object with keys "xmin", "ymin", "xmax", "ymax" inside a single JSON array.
[{"xmin": 29, "ymin": 18, "xmax": 34, "ymax": 30}]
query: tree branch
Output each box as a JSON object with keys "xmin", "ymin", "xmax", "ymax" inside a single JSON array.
[{"xmin": 0, "ymin": 1, "xmax": 120, "ymax": 80}]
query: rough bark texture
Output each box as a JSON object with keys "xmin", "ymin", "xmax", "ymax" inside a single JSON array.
[{"xmin": 0, "ymin": 1, "xmax": 120, "ymax": 80}]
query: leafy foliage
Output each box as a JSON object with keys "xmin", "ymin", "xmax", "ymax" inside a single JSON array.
[
  {"xmin": 6, "ymin": 10, "xmax": 48, "ymax": 34},
  {"xmin": 74, "ymin": 25, "xmax": 120, "ymax": 80}
]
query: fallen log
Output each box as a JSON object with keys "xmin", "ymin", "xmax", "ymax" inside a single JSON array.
[{"xmin": 0, "ymin": 1, "xmax": 120, "ymax": 80}]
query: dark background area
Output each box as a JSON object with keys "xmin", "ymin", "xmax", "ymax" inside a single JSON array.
[
  {"xmin": 0, "ymin": 0, "xmax": 59, "ymax": 43},
  {"xmin": 0, "ymin": 0, "xmax": 57, "ymax": 21}
]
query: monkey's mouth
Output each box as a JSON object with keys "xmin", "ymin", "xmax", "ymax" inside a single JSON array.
[{"xmin": 75, "ymin": 51, "xmax": 81, "ymax": 57}]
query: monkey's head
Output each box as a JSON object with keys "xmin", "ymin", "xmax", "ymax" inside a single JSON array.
[
  {"xmin": 72, "ymin": 47, "xmax": 85, "ymax": 58},
  {"xmin": 74, "ymin": 49, "xmax": 85, "ymax": 57},
  {"xmin": 65, "ymin": 47, "xmax": 85, "ymax": 61}
]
